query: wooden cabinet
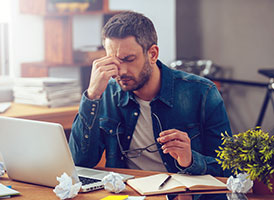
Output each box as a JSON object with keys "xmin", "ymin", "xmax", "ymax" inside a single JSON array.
[{"xmin": 19, "ymin": 0, "xmax": 117, "ymax": 77}]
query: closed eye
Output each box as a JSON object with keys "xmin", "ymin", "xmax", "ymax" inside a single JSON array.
[
  {"xmin": 119, "ymin": 55, "xmax": 136, "ymax": 63},
  {"xmin": 123, "ymin": 59, "xmax": 134, "ymax": 63}
]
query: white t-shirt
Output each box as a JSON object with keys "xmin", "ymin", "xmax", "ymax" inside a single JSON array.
[{"xmin": 126, "ymin": 96, "xmax": 167, "ymax": 172}]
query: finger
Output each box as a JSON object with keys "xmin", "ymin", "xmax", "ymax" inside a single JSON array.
[
  {"xmin": 162, "ymin": 146, "xmax": 185, "ymax": 154},
  {"xmin": 159, "ymin": 129, "xmax": 177, "ymax": 136},
  {"xmin": 93, "ymin": 56, "xmax": 120, "ymax": 68},
  {"xmin": 158, "ymin": 131, "xmax": 189, "ymax": 144},
  {"xmin": 95, "ymin": 63, "xmax": 118, "ymax": 73},
  {"xmin": 93, "ymin": 55, "xmax": 111, "ymax": 63},
  {"xmin": 162, "ymin": 139, "xmax": 190, "ymax": 151},
  {"xmin": 159, "ymin": 129, "xmax": 188, "ymax": 140},
  {"xmin": 92, "ymin": 64, "xmax": 119, "ymax": 79},
  {"xmin": 162, "ymin": 145, "xmax": 193, "ymax": 167},
  {"xmin": 94, "ymin": 68, "xmax": 118, "ymax": 82},
  {"xmin": 161, "ymin": 140, "xmax": 186, "ymax": 149},
  {"xmin": 93, "ymin": 55, "xmax": 116, "ymax": 63}
]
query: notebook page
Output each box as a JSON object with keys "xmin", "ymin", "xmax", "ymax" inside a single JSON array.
[
  {"xmin": 127, "ymin": 174, "xmax": 186, "ymax": 194},
  {"xmin": 172, "ymin": 174, "xmax": 226, "ymax": 189}
]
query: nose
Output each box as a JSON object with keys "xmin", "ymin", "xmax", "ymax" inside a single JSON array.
[{"xmin": 118, "ymin": 63, "xmax": 128, "ymax": 76}]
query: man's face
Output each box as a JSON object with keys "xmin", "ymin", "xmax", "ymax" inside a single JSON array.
[{"xmin": 104, "ymin": 36, "xmax": 152, "ymax": 92}]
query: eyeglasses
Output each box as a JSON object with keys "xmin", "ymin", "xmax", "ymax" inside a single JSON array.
[
  {"xmin": 116, "ymin": 113, "xmax": 163, "ymax": 159},
  {"xmin": 120, "ymin": 140, "xmax": 162, "ymax": 159}
]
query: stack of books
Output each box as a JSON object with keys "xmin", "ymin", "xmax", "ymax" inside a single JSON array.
[{"xmin": 13, "ymin": 77, "xmax": 82, "ymax": 108}]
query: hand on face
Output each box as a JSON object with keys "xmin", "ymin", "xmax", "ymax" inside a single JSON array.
[
  {"xmin": 157, "ymin": 129, "xmax": 192, "ymax": 168},
  {"xmin": 87, "ymin": 56, "xmax": 120, "ymax": 100}
]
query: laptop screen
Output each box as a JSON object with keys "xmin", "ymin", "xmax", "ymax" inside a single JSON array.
[{"xmin": 0, "ymin": 116, "xmax": 79, "ymax": 187}]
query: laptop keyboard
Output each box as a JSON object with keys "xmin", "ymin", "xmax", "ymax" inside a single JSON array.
[{"xmin": 79, "ymin": 176, "xmax": 101, "ymax": 186}]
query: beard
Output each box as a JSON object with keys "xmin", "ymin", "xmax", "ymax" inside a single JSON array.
[{"xmin": 117, "ymin": 58, "xmax": 152, "ymax": 92}]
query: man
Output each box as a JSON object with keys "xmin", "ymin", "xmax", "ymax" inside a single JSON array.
[{"xmin": 69, "ymin": 11, "xmax": 231, "ymax": 176}]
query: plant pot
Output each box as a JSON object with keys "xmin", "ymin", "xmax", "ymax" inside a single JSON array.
[{"xmin": 253, "ymin": 177, "xmax": 274, "ymax": 195}]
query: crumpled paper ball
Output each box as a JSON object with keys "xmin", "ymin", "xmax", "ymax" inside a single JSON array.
[
  {"xmin": 53, "ymin": 172, "xmax": 82, "ymax": 200},
  {"xmin": 102, "ymin": 172, "xmax": 126, "ymax": 193},
  {"xmin": 227, "ymin": 173, "xmax": 253, "ymax": 193},
  {"xmin": 0, "ymin": 162, "xmax": 5, "ymax": 177}
]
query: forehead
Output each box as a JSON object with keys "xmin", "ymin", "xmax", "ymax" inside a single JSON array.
[{"xmin": 104, "ymin": 36, "xmax": 143, "ymax": 57}]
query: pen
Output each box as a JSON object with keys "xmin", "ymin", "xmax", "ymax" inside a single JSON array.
[{"xmin": 158, "ymin": 175, "xmax": 172, "ymax": 189}]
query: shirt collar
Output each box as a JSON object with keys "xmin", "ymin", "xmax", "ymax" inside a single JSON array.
[
  {"xmin": 117, "ymin": 60, "xmax": 174, "ymax": 108},
  {"xmin": 156, "ymin": 60, "xmax": 174, "ymax": 107}
]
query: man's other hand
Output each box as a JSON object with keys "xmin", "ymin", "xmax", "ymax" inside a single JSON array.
[{"xmin": 157, "ymin": 129, "xmax": 192, "ymax": 168}]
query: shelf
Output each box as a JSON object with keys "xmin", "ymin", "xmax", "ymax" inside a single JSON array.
[
  {"xmin": 44, "ymin": 10, "xmax": 120, "ymax": 17},
  {"xmin": 19, "ymin": 0, "xmax": 113, "ymax": 78},
  {"xmin": 20, "ymin": 0, "xmax": 115, "ymax": 16},
  {"xmin": 21, "ymin": 48, "xmax": 105, "ymax": 77},
  {"xmin": 21, "ymin": 62, "xmax": 89, "ymax": 77}
]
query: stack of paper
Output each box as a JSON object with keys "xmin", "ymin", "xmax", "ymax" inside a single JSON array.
[
  {"xmin": 0, "ymin": 76, "xmax": 14, "ymax": 102},
  {"xmin": 13, "ymin": 77, "xmax": 82, "ymax": 108}
]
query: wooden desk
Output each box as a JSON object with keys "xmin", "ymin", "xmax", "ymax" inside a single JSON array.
[
  {"xmin": 0, "ymin": 168, "xmax": 273, "ymax": 200},
  {"xmin": 0, "ymin": 103, "xmax": 79, "ymax": 130}
]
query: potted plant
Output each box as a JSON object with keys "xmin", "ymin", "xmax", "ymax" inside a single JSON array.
[{"xmin": 216, "ymin": 128, "xmax": 274, "ymax": 194}]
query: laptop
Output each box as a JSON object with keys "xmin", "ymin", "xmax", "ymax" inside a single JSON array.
[{"xmin": 0, "ymin": 116, "xmax": 134, "ymax": 192}]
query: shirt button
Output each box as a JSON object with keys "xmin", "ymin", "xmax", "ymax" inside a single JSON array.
[
  {"xmin": 90, "ymin": 112, "xmax": 94, "ymax": 115},
  {"xmin": 127, "ymin": 136, "xmax": 131, "ymax": 140},
  {"xmin": 109, "ymin": 129, "xmax": 113, "ymax": 134},
  {"xmin": 92, "ymin": 104, "xmax": 96, "ymax": 107},
  {"xmin": 164, "ymin": 162, "xmax": 167, "ymax": 166},
  {"xmin": 134, "ymin": 112, "xmax": 138, "ymax": 116},
  {"xmin": 121, "ymin": 156, "xmax": 124, "ymax": 160},
  {"xmin": 84, "ymin": 134, "xmax": 89, "ymax": 139},
  {"xmin": 91, "ymin": 108, "xmax": 95, "ymax": 111}
]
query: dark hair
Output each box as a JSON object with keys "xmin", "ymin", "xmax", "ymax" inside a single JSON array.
[{"xmin": 102, "ymin": 11, "xmax": 158, "ymax": 53}]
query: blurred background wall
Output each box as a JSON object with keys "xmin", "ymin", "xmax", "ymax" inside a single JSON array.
[
  {"xmin": 176, "ymin": 0, "xmax": 274, "ymax": 134},
  {"xmin": 4, "ymin": 0, "xmax": 274, "ymax": 134}
]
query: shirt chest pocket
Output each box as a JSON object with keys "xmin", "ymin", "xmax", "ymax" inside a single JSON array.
[
  {"xmin": 99, "ymin": 118, "xmax": 127, "ymax": 135},
  {"xmin": 100, "ymin": 119, "xmax": 118, "ymax": 136},
  {"xmin": 100, "ymin": 119, "xmax": 126, "ymax": 156}
]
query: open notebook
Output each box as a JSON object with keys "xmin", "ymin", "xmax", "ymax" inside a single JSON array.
[{"xmin": 127, "ymin": 173, "xmax": 227, "ymax": 195}]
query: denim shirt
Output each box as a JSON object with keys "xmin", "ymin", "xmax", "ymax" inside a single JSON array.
[{"xmin": 69, "ymin": 60, "xmax": 232, "ymax": 177}]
